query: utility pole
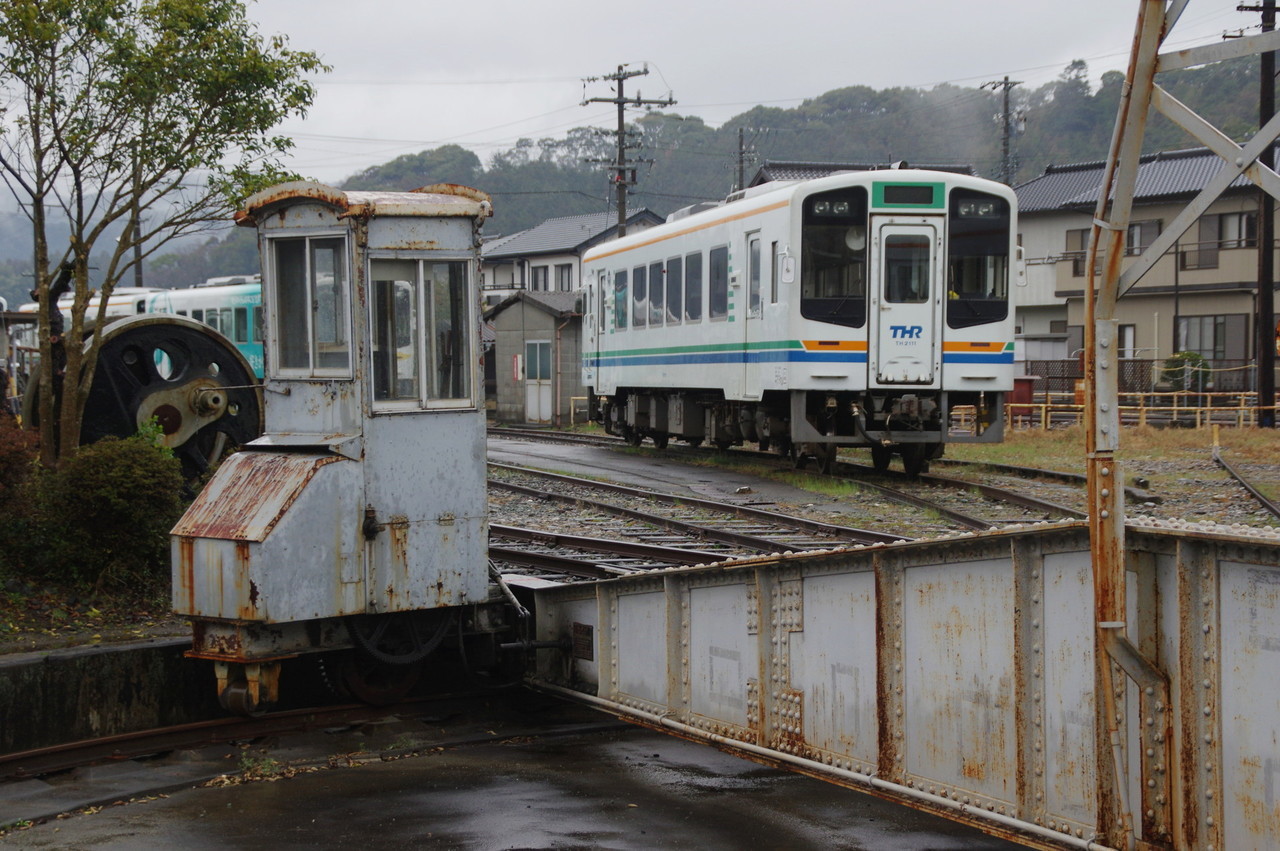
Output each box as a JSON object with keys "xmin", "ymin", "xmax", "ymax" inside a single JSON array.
[
  {"xmin": 982, "ymin": 76, "xmax": 1023, "ymax": 185},
  {"xmin": 1241, "ymin": 1, "xmax": 1277, "ymax": 425},
  {"xmin": 737, "ymin": 127, "xmax": 746, "ymax": 192},
  {"xmin": 582, "ymin": 64, "xmax": 675, "ymax": 238}
]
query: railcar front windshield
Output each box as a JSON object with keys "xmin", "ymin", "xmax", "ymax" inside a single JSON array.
[
  {"xmin": 800, "ymin": 187, "xmax": 868, "ymax": 328},
  {"xmin": 946, "ymin": 188, "xmax": 1011, "ymax": 328}
]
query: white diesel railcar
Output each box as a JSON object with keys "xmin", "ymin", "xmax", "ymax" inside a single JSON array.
[{"xmin": 581, "ymin": 169, "xmax": 1018, "ymax": 474}]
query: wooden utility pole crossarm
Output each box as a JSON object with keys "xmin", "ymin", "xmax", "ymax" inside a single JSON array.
[{"xmin": 582, "ymin": 64, "xmax": 676, "ymax": 238}]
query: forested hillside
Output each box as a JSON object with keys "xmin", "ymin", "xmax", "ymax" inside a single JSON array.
[{"xmin": 0, "ymin": 56, "xmax": 1268, "ymax": 304}]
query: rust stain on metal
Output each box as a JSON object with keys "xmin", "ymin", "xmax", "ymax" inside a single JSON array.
[
  {"xmin": 778, "ymin": 686, "xmax": 806, "ymax": 752},
  {"xmin": 240, "ymin": 183, "xmax": 349, "ymax": 221},
  {"xmin": 961, "ymin": 757, "xmax": 988, "ymax": 781},
  {"xmin": 192, "ymin": 623, "xmax": 243, "ymax": 657},
  {"xmin": 173, "ymin": 452, "xmax": 342, "ymax": 541},
  {"xmin": 177, "ymin": 536, "xmax": 195, "ymax": 615},
  {"xmin": 382, "ymin": 240, "xmax": 440, "ymax": 251},
  {"xmin": 414, "ymin": 183, "xmax": 493, "ymax": 207}
]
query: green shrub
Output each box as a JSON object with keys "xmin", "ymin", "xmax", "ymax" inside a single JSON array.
[
  {"xmin": 0, "ymin": 420, "xmax": 37, "ymax": 505},
  {"xmin": 36, "ymin": 434, "xmax": 185, "ymax": 592},
  {"xmin": 0, "ymin": 419, "xmax": 39, "ymax": 575},
  {"xmin": 1161, "ymin": 351, "xmax": 1210, "ymax": 392}
]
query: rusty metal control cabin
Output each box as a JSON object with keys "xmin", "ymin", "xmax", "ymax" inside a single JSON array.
[{"xmin": 171, "ymin": 182, "xmax": 493, "ymax": 713}]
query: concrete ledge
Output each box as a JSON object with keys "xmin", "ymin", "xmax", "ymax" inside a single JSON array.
[{"xmin": 0, "ymin": 639, "xmax": 222, "ymax": 754}]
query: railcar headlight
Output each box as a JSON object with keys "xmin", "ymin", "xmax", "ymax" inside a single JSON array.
[
  {"xmin": 813, "ymin": 200, "xmax": 831, "ymax": 215},
  {"xmin": 833, "ymin": 201, "xmax": 850, "ymax": 215},
  {"xmin": 959, "ymin": 200, "xmax": 998, "ymax": 218}
]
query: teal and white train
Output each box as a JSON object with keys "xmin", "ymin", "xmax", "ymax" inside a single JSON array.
[
  {"xmin": 144, "ymin": 276, "xmax": 263, "ymax": 378},
  {"xmin": 581, "ymin": 169, "xmax": 1018, "ymax": 474}
]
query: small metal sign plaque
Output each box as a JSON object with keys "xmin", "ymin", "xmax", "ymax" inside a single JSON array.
[{"xmin": 572, "ymin": 622, "xmax": 594, "ymax": 661}]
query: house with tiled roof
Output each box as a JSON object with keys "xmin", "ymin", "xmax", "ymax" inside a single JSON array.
[
  {"xmin": 478, "ymin": 209, "xmax": 664, "ymax": 423},
  {"xmin": 483, "ymin": 290, "xmax": 587, "ymax": 425},
  {"xmin": 480, "ymin": 209, "xmax": 663, "ymax": 305},
  {"xmin": 1014, "ymin": 147, "xmax": 1273, "ymax": 391}
]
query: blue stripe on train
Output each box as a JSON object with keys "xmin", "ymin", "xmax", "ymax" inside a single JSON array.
[
  {"xmin": 590, "ymin": 351, "xmax": 865, "ymax": 367},
  {"xmin": 588, "ymin": 351, "xmax": 1014, "ymax": 367}
]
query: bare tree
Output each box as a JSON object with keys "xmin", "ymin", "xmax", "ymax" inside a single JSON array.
[{"xmin": 0, "ymin": 0, "xmax": 326, "ymax": 465}]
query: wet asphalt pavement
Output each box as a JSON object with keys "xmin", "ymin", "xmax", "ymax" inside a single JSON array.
[{"xmin": 5, "ymin": 702, "xmax": 1018, "ymax": 850}]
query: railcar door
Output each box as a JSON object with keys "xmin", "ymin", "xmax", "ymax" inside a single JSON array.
[
  {"xmin": 582, "ymin": 271, "xmax": 598, "ymax": 390},
  {"xmin": 741, "ymin": 231, "xmax": 764, "ymax": 399},
  {"xmin": 869, "ymin": 220, "xmax": 941, "ymax": 387}
]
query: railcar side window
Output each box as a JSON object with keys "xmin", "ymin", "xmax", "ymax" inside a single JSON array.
[
  {"xmin": 946, "ymin": 188, "xmax": 1010, "ymax": 329},
  {"xmin": 685, "ymin": 252, "xmax": 703, "ymax": 322},
  {"xmin": 649, "ymin": 261, "xmax": 664, "ymax": 326},
  {"xmin": 770, "ymin": 242, "xmax": 780, "ymax": 304},
  {"xmin": 270, "ymin": 235, "xmax": 351, "ymax": 376},
  {"xmin": 709, "ymin": 246, "xmax": 729, "ymax": 320},
  {"xmin": 614, "ymin": 270, "xmax": 627, "ymax": 329},
  {"xmin": 665, "ymin": 257, "xmax": 683, "ymax": 324},
  {"xmin": 800, "ymin": 187, "xmax": 868, "ymax": 328},
  {"xmin": 233, "ymin": 307, "xmax": 248, "ymax": 343},
  {"xmin": 632, "ymin": 265, "xmax": 647, "ymax": 328}
]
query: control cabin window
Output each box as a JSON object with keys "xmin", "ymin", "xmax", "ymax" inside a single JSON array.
[
  {"xmin": 800, "ymin": 187, "xmax": 868, "ymax": 328},
  {"xmin": 946, "ymin": 189, "xmax": 1010, "ymax": 329},
  {"xmin": 370, "ymin": 258, "xmax": 474, "ymax": 408},
  {"xmin": 270, "ymin": 236, "xmax": 351, "ymax": 377}
]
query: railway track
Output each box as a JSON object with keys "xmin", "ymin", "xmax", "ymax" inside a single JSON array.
[
  {"xmin": 489, "ymin": 428, "xmax": 1088, "ymax": 536},
  {"xmin": 1212, "ymin": 445, "xmax": 1280, "ymax": 521},
  {"xmin": 0, "ymin": 696, "xmax": 476, "ymax": 783}
]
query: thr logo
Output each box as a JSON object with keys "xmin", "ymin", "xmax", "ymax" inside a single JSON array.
[{"xmin": 890, "ymin": 325, "xmax": 924, "ymax": 339}]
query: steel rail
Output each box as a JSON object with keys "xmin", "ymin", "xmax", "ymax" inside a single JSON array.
[
  {"xmin": 1212, "ymin": 445, "xmax": 1280, "ymax": 520},
  {"xmin": 489, "ymin": 462, "xmax": 904, "ymax": 545},
  {"xmin": 929, "ymin": 458, "xmax": 1159, "ymax": 503},
  {"xmin": 824, "ymin": 459, "xmax": 1085, "ymax": 524},
  {"xmin": 0, "ymin": 697, "xmax": 473, "ymax": 781},
  {"xmin": 487, "ymin": 546, "xmax": 644, "ymax": 578},
  {"xmin": 491, "ymin": 523, "xmax": 727, "ymax": 568},
  {"xmin": 491, "ymin": 432, "xmax": 1073, "ymax": 530},
  {"xmin": 490, "ymin": 478, "xmax": 884, "ymax": 553},
  {"xmin": 915, "ymin": 470, "xmax": 1088, "ymax": 520}
]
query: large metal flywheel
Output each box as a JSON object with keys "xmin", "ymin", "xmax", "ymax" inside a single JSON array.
[{"xmin": 79, "ymin": 314, "xmax": 263, "ymax": 478}]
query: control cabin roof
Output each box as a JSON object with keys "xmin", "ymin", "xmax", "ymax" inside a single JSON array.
[{"xmin": 236, "ymin": 181, "xmax": 492, "ymax": 226}]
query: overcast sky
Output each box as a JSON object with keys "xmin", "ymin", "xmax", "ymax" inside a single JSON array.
[{"xmin": 242, "ymin": 2, "xmax": 1280, "ymax": 184}]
